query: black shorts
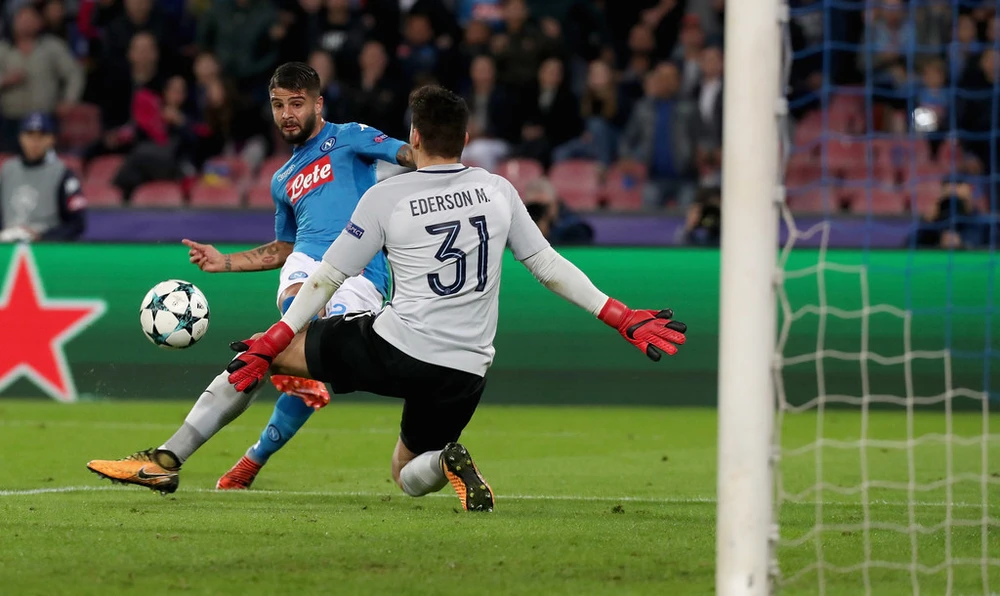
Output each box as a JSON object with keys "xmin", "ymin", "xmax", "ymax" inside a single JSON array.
[{"xmin": 304, "ymin": 312, "xmax": 487, "ymax": 454}]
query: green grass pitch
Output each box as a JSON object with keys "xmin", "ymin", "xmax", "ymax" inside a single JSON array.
[{"xmin": 0, "ymin": 399, "xmax": 998, "ymax": 595}]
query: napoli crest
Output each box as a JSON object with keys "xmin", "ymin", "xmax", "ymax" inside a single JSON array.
[{"xmin": 321, "ymin": 138, "xmax": 336, "ymax": 152}]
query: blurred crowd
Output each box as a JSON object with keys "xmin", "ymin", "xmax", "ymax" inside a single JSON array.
[
  {"xmin": 786, "ymin": 0, "xmax": 1000, "ymax": 250},
  {"xmin": 0, "ymin": 0, "xmax": 728, "ymax": 219},
  {"xmin": 2, "ymin": 0, "xmax": 998, "ymax": 249}
]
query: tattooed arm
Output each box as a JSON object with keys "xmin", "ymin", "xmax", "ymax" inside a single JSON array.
[
  {"xmin": 182, "ymin": 239, "xmax": 294, "ymax": 273},
  {"xmin": 395, "ymin": 144, "xmax": 416, "ymax": 169}
]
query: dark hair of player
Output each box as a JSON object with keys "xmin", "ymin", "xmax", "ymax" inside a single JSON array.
[
  {"xmin": 269, "ymin": 62, "xmax": 321, "ymax": 96},
  {"xmin": 409, "ymin": 85, "xmax": 469, "ymax": 159}
]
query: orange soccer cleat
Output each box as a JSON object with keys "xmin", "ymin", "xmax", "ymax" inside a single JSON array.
[
  {"xmin": 440, "ymin": 443, "xmax": 494, "ymax": 512},
  {"xmin": 86, "ymin": 449, "xmax": 181, "ymax": 494},
  {"xmin": 270, "ymin": 374, "xmax": 330, "ymax": 409},
  {"xmin": 216, "ymin": 455, "xmax": 263, "ymax": 490}
]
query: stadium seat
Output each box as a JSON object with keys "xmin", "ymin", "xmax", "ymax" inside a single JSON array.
[
  {"xmin": 792, "ymin": 112, "xmax": 823, "ymax": 146},
  {"xmin": 787, "ymin": 187, "xmax": 840, "ymax": 213},
  {"xmin": 909, "ymin": 182, "xmax": 943, "ymax": 215},
  {"xmin": 823, "ymin": 137, "xmax": 866, "ymax": 170},
  {"xmin": 60, "ymin": 154, "xmax": 83, "ymax": 177},
  {"xmin": 602, "ymin": 162, "xmax": 646, "ymax": 210},
  {"xmin": 496, "ymin": 158, "xmax": 544, "ymax": 193},
  {"xmin": 893, "ymin": 138, "xmax": 932, "ymax": 165},
  {"xmin": 549, "ymin": 159, "xmax": 600, "ymax": 210},
  {"xmin": 845, "ymin": 188, "xmax": 907, "ymax": 215},
  {"xmin": 81, "ymin": 182, "xmax": 123, "ymax": 207},
  {"xmin": 58, "ymin": 103, "xmax": 102, "ymax": 150},
  {"xmin": 257, "ymin": 155, "xmax": 288, "ymax": 186},
  {"xmin": 190, "ymin": 182, "xmax": 242, "ymax": 209},
  {"xmin": 247, "ymin": 184, "xmax": 274, "ymax": 209},
  {"xmin": 131, "ymin": 181, "xmax": 185, "ymax": 207},
  {"xmin": 86, "ymin": 155, "xmax": 124, "ymax": 185},
  {"xmin": 827, "ymin": 92, "xmax": 865, "ymax": 132}
]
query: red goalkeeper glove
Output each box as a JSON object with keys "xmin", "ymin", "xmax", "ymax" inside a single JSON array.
[
  {"xmin": 598, "ymin": 298, "xmax": 687, "ymax": 361},
  {"xmin": 226, "ymin": 321, "xmax": 296, "ymax": 393}
]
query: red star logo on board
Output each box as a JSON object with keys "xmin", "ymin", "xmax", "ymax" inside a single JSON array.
[{"xmin": 0, "ymin": 245, "xmax": 106, "ymax": 403}]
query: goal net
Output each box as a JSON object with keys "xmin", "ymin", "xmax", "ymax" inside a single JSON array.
[{"xmin": 769, "ymin": 1, "xmax": 1000, "ymax": 594}]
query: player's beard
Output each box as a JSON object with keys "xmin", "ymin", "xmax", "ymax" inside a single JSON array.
[{"xmin": 281, "ymin": 111, "xmax": 318, "ymax": 146}]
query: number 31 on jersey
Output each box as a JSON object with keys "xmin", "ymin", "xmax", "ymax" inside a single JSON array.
[{"xmin": 425, "ymin": 216, "xmax": 489, "ymax": 296}]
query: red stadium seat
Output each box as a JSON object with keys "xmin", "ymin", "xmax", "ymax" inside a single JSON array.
[
  {"xmin": 844, "ymin": 188, "xmax": 907, "ymax": 215},
  {"xmin": 131, "ymin": 181, "xmax": 185, "ymax": 207},
  {"xmin": 909, "ymin": 182, "xmax": 942, "ymax": 215},
  {"xmin": 787, "ymin": 187, "xmax": 840, "ymax": 213},
  {"xmin": 81, "ymin": 182, "xmax": 123, "ymax": 207},
  {"xmin": 257, "ymin": 155, "xmax": 288, "ymax": 186},
  {"xmin": 828, "ymin": 93, "xmax": 865, "ymax": 133},
  {"xmin": 58, "ymin": 103, "xmax": 102, "ymax": 150},
  {"xmin": 602, "ymin": 162, "xmax": 646, "ymax": 210},
  {"xmin": 792, "ymin": 112, "xmax": 823, "ymax": 146},
  {"xmin": 60, "ymin": 154, "xmax": 83, "ymax": 177},
  {"xmin": 190, "ymin": 182, "xmax": 242, "ymax": 209},
  {"xmin": 247, "ymin": 184, "xmax": 274, "ymax": 209},
  {"xmin": 823, "ymin": 137, "xmax": 866, "ymax": 170},
  {"xmin": 496, "ymin": 158, "xmax": 544, "ymax": 193},
  {"xmin": 550, "ymin": 159, "xmax": 600, "ymax": 210},
  {"xmin": 86, "ymin": 155, "xmax": 124, "ymax": 185}
]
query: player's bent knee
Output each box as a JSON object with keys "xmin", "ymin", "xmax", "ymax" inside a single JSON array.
[{"xmin": 278, "ymin": 283, "xmax": 303, "ymax": 315}]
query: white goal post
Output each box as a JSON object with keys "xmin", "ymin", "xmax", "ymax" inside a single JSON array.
[{"xmin": 715, "ymin": 0, "xmax": 783, "ymax": 594}]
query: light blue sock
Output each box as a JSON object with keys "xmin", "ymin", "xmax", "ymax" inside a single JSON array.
[
  {"xmin": 247, "ymin": 392, "xmax": 315, "ymax": 464},
  {"xmin": 245, "ymin": 293, "xmax": 320, "ymax": 465}
]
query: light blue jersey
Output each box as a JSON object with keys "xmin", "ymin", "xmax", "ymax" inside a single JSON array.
[{"xmin": 271, "ymin": 121, "xmax": 406, "ymax": 297}]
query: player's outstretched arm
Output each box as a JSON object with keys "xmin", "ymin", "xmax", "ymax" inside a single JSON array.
[
  {"xmin": 183, "ymin": 239, "xmax": 293, "ymax": 273},
  {"xmin": 521, "ymin": 247, "xmax": 687, "ymax": 361}
]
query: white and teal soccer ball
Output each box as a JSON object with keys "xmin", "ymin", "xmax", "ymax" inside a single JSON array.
[{"xmin": 139, "ymin": 280, "xmax": 210, "ymax": 349}]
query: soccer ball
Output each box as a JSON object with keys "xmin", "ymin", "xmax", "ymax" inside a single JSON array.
[{"xmin": 139, "ymin": 280, "xmax": 210, "ymax": 349}]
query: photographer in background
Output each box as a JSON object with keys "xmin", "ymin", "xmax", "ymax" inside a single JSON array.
[
  {"xmin": 682, "ymin": 185, "xmax": 721, "ymax": 246},
  {"xmin": 911, "ymin": 175, "xmax": 987, "ymax": 250},
  {"xmin": 0, "ymin": 113, "xmax": 86, "ymax": 243},
  {"xmin": 522, "ymin": 177, "xmax": 594, "ymax": 245}
]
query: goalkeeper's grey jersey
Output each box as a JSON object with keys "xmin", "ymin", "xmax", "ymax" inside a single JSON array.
[{"xmin": 322, "ymin": 163, "xmax": 550, "ymax": 376}]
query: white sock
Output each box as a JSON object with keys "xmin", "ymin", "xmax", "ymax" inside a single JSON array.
[
  {"xmin": 159, "ymin": 371, "xmax": 262, "ymax": 464},
  {"xmin": 399, "ymin": 450, "xmax": 447, "ymax": 497}
]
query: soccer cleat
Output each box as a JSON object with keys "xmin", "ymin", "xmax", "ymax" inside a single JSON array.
[
  {"xmin": 216, "ymin": 455, "xmax": 263, "ymax": 490},
  {"xmin": 440, "ymin": 442, "xmax": 494, "ymax": 512},
  {"xmin": 270, "ymin": 374, "xmax": 331, "ymax": 409},
  {"xmin": 86, "ymin": 449, "xmax": 180, "ymax": 494}
]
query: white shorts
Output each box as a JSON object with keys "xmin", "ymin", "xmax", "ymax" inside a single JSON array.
[{"xmin": 277, "ymin": 252, "xmax": 384, "ymax": 318}]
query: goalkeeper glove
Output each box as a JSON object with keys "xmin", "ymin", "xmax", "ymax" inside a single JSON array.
[
  {"xmin": 226, "ymin": 321, "xmax": 296, "ymax": 392},
  {"xmin": 598, "ymin": 298, "xmax": 687, "ymax": 361}
]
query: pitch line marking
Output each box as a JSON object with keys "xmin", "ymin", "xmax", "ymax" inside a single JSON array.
[{"xmin": 0, "ymin": 485, "xmax": 996, "ymax": 510}]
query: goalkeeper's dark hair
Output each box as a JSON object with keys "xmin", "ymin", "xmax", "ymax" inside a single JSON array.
[
  {"xmin": 269, "ymin": 62, "xmax": 321, "ymax": 96},
  {"xmin": 409, "ymin": 85, "xmax": 469, "ymax": 159}
]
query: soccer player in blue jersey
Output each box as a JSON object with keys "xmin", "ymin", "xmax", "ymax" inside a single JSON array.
[{"xmin": 85, "ymin": 62, "xmax": 416, "ymax": 494}]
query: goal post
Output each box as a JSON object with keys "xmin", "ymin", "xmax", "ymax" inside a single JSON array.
[{"xmin": 715, "ymin": 0, "xmax": 784, "ymax": 594}]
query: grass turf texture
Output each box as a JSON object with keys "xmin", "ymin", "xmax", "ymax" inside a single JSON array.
[{"xmin": 0, "ymin": 399, "xmax": 998, "ymax": 595}]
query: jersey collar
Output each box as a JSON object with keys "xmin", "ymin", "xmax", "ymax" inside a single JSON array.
[{"xmin": 416, "ymin": 163, "xmax": 468, "ymax": 174}]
